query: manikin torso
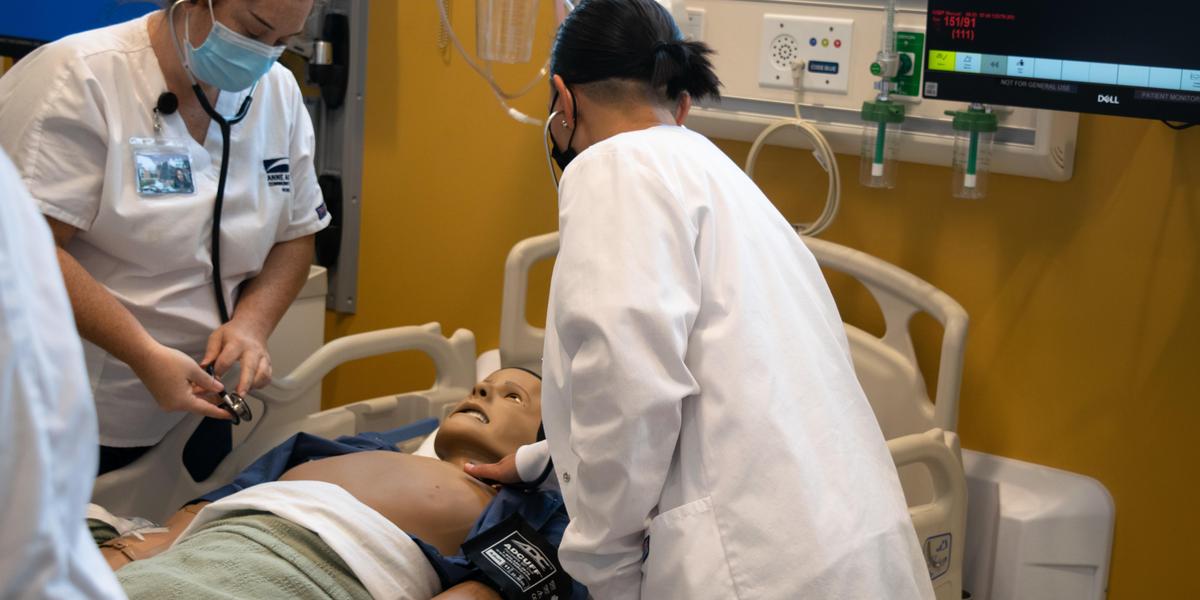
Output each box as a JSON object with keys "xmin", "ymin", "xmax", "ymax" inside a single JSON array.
[{"xmin": 279, "ymin": 452, "xmax": 496, "ymax": 555}]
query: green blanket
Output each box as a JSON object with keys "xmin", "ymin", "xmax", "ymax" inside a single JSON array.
[{"xmin": 117, "ymin": 510, "xmax": 373, "ymax": 600}]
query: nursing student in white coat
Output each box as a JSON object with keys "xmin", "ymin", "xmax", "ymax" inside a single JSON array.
[
  {"xmin": 466, "ymin": 1, "xmax": 935, "ymax": 598},
  {"xmin": 0, "ymin": 149, "xmax": 125, "ymax": 599},
  {"xmin": 0, "ymin": 0, "xmax": 329, "ymax": 477}
]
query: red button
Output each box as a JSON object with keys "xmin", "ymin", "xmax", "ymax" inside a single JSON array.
[{"xmin": 834, "ymin": 39, "xmax": 842, "ymax": 48}]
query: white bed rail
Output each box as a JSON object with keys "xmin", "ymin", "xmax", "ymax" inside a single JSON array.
[
  {"xmin": 498, "ymin": 233, "xmax": 968, "ymax": 434},
  {"xmin": 802, "ymin": 237, "xmax": 968, "ymax": 434},
  {"xmin": 498, "ymin": 232, "xmax": 559, "ymax": 372},
  {"xmin": 891, "ymin": 428, "xmax": 969, "ymax": 598}
]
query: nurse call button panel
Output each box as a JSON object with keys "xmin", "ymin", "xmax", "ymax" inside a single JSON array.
[{"xmin": 758, "ymin": 15, "xmax": 854, "ymax": 93}]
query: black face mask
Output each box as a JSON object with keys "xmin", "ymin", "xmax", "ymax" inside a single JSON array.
[{"xmin": 549, "ymin": 90, "xmax": 579, "ymax": 171}]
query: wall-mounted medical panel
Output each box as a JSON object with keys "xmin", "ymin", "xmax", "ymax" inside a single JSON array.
[{"xmin": 682, "ymin": 0, "xmax": 1078, "ymax": 182}]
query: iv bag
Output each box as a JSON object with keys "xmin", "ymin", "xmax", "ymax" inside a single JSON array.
[{"xmin": 476, "ymin": 0, "xmax": 539, "ymax": 64}]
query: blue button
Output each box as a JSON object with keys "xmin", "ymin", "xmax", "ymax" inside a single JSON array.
[
  {"xmin": 980, "ymin": 55, "xmax": 1007, "ymax": 75},
  {"xmin": 1182, "ymin": 70, "xmax": 1200, "ymax": 92},
  {"xmin": 807, "ymin": 61, "xmax": 839, "ymax": 74},
  {"xmin": 1061, "ymin": 61, "xmax": 1090, "ymax": 83},
  {"xmin": 1117, "ymin": 65, "xmax": 1150, "ymax": 87},
  {"xmin": 1148, "ymin": 67, "xmax": 1183, "ymax": 91},
  {"xmin": 1034, "ymin": 59, "xmax": 1062, "ymax": 80},
  {"xmin": 955, "ymin": 52, "xmax": 982, "ymax": 73},
  {"xmin": 1007, "ymin": 56, "xmax": 1036, "ymax": 77},
  {"xmin": 809, "ymin": 37, "xmax": 818, "ymax": 47},
  {"xmin": 1089, "ymin": 63, "xmax": 1118, "ymax": 85}
]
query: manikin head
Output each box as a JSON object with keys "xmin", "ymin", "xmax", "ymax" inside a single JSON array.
[{"xmin": 434, "ymin": 368, "xmax": 543, "ymax": 466}]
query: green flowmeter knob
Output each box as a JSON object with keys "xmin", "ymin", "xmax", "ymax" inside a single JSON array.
[
  {"xmin": 945, "ymin": 107, "xmax": 998, "ymax": 132},
  {"xmin": 870, "ymin": 62, "xmax": 883, "ymax": 76},
  {"xmin": 862, "ymin": 99, "xmax": 906, "ymax": 124}
]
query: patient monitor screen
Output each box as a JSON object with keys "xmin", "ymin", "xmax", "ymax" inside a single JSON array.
[{"xmin": 922, "ymin": 1, "xmax": 1200, "ymax": 122}]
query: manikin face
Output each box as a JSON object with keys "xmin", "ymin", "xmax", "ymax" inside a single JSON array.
[{"xmin": 435, "ymin": 369, "xmax": 542, "ymax": 462}]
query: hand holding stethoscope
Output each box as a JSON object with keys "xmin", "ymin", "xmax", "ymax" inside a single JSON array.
[
  {"xmin": 132, "ymin": 344, "xmax": 233, "ymax": 421},
  {"xmin": 131, "ymin": 339, "xmax": 254, "ymax": 424}
]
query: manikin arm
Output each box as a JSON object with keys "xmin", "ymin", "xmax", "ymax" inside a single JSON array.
[
  {"xmin": 433, "ymin": 581, "xmax": 503, "ymax": 600},
  {"xmin": 99, "ymin": 502, "xmax": 210, "ymax": 570}
]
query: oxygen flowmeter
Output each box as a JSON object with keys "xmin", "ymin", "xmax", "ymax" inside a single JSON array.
[
  {"xmin": 947, "ymin": 104, "xmax": 998, "ymax": 199},
  {"xmin": 859, "ymin": 0, "xmax": 906, "ymax": 189},
  {"xmin": 859, "ymin": 98, "xmax": 905, "ymax": 188}
]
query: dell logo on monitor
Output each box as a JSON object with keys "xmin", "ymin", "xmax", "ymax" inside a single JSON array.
[{"xmin": 1097, "ymin": 94, "xmax": 1121, "ymax": 105}]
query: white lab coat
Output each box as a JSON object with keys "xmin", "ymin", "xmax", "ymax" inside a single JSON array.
[
  {"xmin": 538, "ymin": 125, "xmax": 934, "ymax": 599},
  {"xmin": 0, "ymin": 14, "xmax": 329, "ymax": 447},
  {"xmin": 0, "ymin": 149, "xmax": 125, "ymax": 599}
]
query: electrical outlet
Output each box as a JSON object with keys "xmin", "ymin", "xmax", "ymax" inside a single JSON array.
[
  {"xmin": 758, "ymin": 14, "xmax": 854, "ymax": 93},
  {"xmin": 684, "ymin": 8, "xmax": 706, "ymax": 42}
]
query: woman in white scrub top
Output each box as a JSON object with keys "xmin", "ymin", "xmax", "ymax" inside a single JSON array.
[
  {"xmin": 467, "ymin": 1, "xmax": 935, "ymax": 598},
  {"xmin": 0, "ymin": 0, "xmax": 329, "ymax": 476}
]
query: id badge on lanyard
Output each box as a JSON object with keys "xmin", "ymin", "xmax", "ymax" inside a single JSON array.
[{"xmin": 131, "ymin": 108, "xmax": 195, "ymax": 197}]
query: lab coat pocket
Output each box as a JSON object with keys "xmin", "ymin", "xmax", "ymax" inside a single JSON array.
[{"xmin": 642, "ymin": 496, "xmax": 737, "ymax": 599}]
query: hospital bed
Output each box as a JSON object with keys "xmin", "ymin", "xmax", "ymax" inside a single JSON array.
[
  {"xmin": 93, "ymin": 238, "xmax": 1109, "ymax": 600},
  {"xmin": 487, "ymin": 232, "xmax": 970, "ymax": 600},
  {"xmin": 92, "ymin": 238, "xmax": 970, "ymax": 596}
]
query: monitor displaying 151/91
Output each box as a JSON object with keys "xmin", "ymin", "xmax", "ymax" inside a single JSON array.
[{"xmin": 921, "ymin": 1, "xmax": 1200, "ymax": 122}]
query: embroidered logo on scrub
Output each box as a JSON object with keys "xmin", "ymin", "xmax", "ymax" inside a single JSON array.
[{"xmin": 263, "ymin": 158, "xmax": 292, "ymax": 193}]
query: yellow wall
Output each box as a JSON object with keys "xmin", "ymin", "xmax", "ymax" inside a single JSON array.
[
  {"xmin": 320, "ymin": 0, "xmax": 559, "ymax": 402},
  {"xmin": 329, "ymin": 2, "xmax": 1199, "ymax": 597}
]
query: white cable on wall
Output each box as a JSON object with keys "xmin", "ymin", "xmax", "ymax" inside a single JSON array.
[
  {"xmin": 744, "ymin": 61, "xmax": 841, "ymax": 237},
  {"xmin": 435, "ymin": 0, "xmax": 555, "ymax": 126}
]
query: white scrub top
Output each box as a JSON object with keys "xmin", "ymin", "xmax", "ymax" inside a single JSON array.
[
  {"xmin": 0, "ymin": 149, "xmax": 125, "ymax": 599},
  {"xmin": 0, "ymin": 14, "xmax": 330, "ymax": 447},
  {"xmin": 540, "ymin": 125, "xmax": 934, "ymax": 599}
]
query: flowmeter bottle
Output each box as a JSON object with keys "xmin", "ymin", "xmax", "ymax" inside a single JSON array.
[
  {"xmin": 948, "ymin": 105, "xmax": 998, "ymax": 199},
  {"xmin": 859, "ymin": 99, "xmax": 905, "ymax": 189}
]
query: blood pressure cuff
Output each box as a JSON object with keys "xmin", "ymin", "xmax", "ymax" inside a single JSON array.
[
  {"xmin": 463, "ymin": 514, "xmax": 573, "ymax": 600},
  {"xmin": 416, "ymin": 488, "xmax": 587, "ymax": 599}
]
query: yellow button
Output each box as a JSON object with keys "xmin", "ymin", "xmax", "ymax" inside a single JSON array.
[
  {"xmin": 821, "ymin": 38, "xmax": 830, "ymax": 47},
  {"xmin": 929, "ymin": 50, "xmax": 957, "ymax": 72}
]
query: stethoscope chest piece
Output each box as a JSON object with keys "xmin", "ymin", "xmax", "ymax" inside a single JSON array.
[
  {"xmin": 218, "ymin": 391, "xmax": 253, "ymax": 425},
  {"xmin": 205, "ymin": 364, "xmax": 254, "ymax": 425}
]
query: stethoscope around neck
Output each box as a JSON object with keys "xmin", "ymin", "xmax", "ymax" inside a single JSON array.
[{"xmin": 164, "ymin": 0, "xmax": 258, "ymax": 424}]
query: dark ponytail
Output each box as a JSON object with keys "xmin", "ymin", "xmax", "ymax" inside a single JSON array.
[
  {"xmin": 552, "ymin": 0, "xmax": 721, "ymax": 102},
  {"xmin": 650, "ymin": 38, "xmax": 720, "ymax": 101}
]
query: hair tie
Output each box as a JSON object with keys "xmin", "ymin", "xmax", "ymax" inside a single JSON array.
[{"xmin": 653, "ymin": 41, "xmax": 672, "ymax": 55}]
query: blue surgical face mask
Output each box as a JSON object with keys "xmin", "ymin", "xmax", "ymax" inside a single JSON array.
[{"xmin": 184, "ymin": 1, "xmax": 285, "ymax": 92}]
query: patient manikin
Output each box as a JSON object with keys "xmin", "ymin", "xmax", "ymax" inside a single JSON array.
[{"xmin": 99, "ymin": 368, "xmax": 546, "ymax": 599}]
